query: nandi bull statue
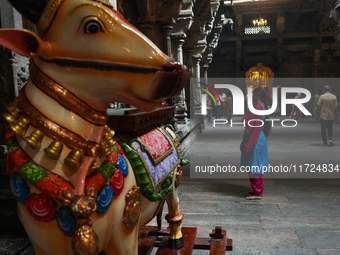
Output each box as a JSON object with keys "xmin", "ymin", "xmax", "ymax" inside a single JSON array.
[{"xmin": 1, "ymin": 0, "xmax": 189, "ymax": 254}]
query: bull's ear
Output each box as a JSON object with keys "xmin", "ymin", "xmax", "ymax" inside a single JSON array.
[{"xmin": 0, "ymin": 29, "xmax": 42, "ymax": 57}]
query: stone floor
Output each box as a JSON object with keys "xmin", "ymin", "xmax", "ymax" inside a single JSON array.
[
  {"xmin": 175, "ymin": 116, "xmax": 340, "ymax": 255},
  {"xmin": 1, "ymin": 116, "xmax": 340, "ymax": 254}
]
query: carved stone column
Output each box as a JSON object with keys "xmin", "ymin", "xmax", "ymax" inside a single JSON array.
[
  {"xmin": 0, "ymin": 2, "xmax": 26, "ymax": 153},
  {"xmin": 314, "ymin": 49, "xmax": 321, "ymax": 78},
  {"xmin": 192, "ymin": 54, "xmax": 202, "ymax": 114},
  {"xmin": 235, "ymin": 13, "xmax": 243, "ymax": 37},
  {"xmin": 172, "ymin": 33, "xmax": 188, "ymax": 124},
  {"xmin": 202, "ymin": 64, "xmax": 209, "ymax": 84},
  {"xmin": 235, "ymin": 13, "xmax": 243, "ymax": 77},
  {"xmin": 0, "ymin": 1, "xmax": 28, "ymax": 236},
  {"xmin": 171, "ymin": 1, "xmax": 195, "ymax": 124},
  {"xmin": 235, "ymin": 40, "xmax": 242, "ymax": 78},
  {"xmin": 0, "ymin": 2, "xmax": 28, "ymax": 97},
  {"xmin": 138, "ymin": 22, "xmax": 154, "ymax": 39},
  {"xmin": 162, "ymin": 24, "xmax": 174, "ymax": 57},
  {"xmin": 172, "ymin": 33, "xmax": 186, "ymax": 63},
  {"xmin": 184, "ymin": 49, "xmax": 193, "ymax": 117},
  {"xmin": 162, "ymin": 23, "xmax": 178, "ymax": 128},
  {"xmin": 276, "ymin": 12, "xmax": 285, "ymax": 77}
]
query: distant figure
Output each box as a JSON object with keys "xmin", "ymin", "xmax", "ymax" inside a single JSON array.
[
  {"xmin": 225, "ymin": 91, "xmax": 233, "ymax": 122},
  {"xmin": 316, "ymin": 85, "xmax": 339, "ymax": 146},
  {"xmin": 220, "ymin": 91, "xmax": 227, "ymax": 118},
  {"xmin": 290, "ymin": 93, "xmax": 302, "ymax": 120},
  {"xmin": 216, "ymin": 93, "xmax": 223, "ymax": 119}
]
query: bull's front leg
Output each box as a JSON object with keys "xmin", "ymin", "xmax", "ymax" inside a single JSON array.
[{"xmin": 165, "ymin": 166, "xmax": 184, "ymax": 250}]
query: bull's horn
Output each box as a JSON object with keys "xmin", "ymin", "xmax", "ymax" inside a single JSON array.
[{"xmin": 8, "ymin": 0, "xmax": 49, "ymax": 25}]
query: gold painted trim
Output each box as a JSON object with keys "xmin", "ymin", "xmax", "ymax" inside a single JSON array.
[
  {"xmin": 123, "ymin": 186, "xmax": 141, "ymax": 231},
  {"xmin": 37, "ymin": 0, "xmax": 63, "ymax": 36},
  {"xmin": 30, "ymin": 63, "xmax": 108, "ymax": 126},
  {"xmin": 19, "ymin": 90, "xmax": 99, "ymax": 157}
]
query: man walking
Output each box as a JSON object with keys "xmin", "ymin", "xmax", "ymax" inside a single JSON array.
[{"xmin": 316, "ymin": 85, "xmax": 339, "ymax": 146}]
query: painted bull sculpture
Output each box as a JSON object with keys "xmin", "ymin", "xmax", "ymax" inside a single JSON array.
[{"xmin": 1, "ymin": 0, "xmax": 189, "ymax": 254}]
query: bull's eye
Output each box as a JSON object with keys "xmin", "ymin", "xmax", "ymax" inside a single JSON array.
[{"xmin": 84, "ymin": 21, "xmax": 103, "ymax": 34}]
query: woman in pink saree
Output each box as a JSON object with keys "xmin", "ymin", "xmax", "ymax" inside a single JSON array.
[{"xmin": 241, "ymin": 87, "xmax": 269, "ymax": 200}]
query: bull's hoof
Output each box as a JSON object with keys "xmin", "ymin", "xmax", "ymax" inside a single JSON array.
[{"xmin": 168, "ymin": 237, "xmax": 184, "ymax": 250}]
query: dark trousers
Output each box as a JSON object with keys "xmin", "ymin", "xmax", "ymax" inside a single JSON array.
[{"xmin": 320, "ymin": 119, "xmax": 333, "ymax": 144}]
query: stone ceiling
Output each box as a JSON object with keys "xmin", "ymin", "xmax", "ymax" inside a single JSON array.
[{"xmin": 211, "ymin": 0, "xmax": 340, "ymax": 78}]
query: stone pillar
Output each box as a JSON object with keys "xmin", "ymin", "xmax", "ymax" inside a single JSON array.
[
  {"xmin": 235, "ymin": 14, "xmax": 243, "ymax": 77},
  {"xmin": 314, "ymin": 49, "xmax": 321, "ymax": 78},
  {"xmin": 235, "ymin": 13, "xmax": 243, "ymax": 37},
  {"xmin": 139, "ymin": 23, "xmax": 154, "ymax": 40},
  {"xmin": 276, "ymin": 12, "xmax": 285, "ymax": 77},
  {"xmin": 235, "ymin": 40, "xmax": 242, "ymax": 77},
  {"xmin": 0, "ymin": 1, "xmax": 28, "ymax": 97},
  {"xmin": 0, "ymin": 1, "xmax": 25, "ymax": 154},
  {"xmin": 203, "ymin": 64, "xmax": 209, "ymax": 84},
  {"xmin": 162, "ymin": 24, "xmax": 173, "ymax": 57},
  {"xmin": 173, "ymin": 33, "xmax": 188, "ymax": 124},
  {"xmin": 184, "ymin": 49, "xmax": 193, "ymax": 118},
  {"xmin": 170, "ymin": 1, "xmax": 194, "ymax": 124},
  {"xmin": 193, "ymin": 54, "xmax": 202, "ymax": 114},
  {"xmin": 172, "ymin": 33, "xmax": 186, "ymax": 64},
  {"xmin": 0, "ymin": 1, "xmax": 28, "ymax": 236},
  {"xmin": 161, "ymin": 24, "xmax": 178, "ymax": 128}
]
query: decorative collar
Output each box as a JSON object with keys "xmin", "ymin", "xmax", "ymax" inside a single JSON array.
[{"xmin": 30, "ymin": 63, "xmax": 108, "ymax": 126}]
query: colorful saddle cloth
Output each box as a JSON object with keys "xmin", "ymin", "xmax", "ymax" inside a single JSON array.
[
  {"xmin": 131, "ymin": 127, "xmax": 180, "ymax": 187},
  {"xmin": 115, "ymin": 126, "xmax": 182, "ymax": 202}
]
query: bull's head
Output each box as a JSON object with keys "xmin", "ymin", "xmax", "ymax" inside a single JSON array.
[{"xmin": 0, "ymin": 0, "xmax": 188, "ymax": 111}]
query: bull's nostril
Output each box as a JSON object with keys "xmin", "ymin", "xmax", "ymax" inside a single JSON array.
[
  {"xmin": 151, "ymin": 62, "xmax": 188, "ymax": 100},
  {"xmin": 162, "ymin": 59, "xmax": 177, "ymax": 72},
  {"xmin": 162, "ymin": 64, "xmax": 175, "ymax": 72}
]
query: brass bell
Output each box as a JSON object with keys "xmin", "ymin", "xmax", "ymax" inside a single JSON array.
[
  {"xmin": 24, "ymin": 129, "xmax": 44, "ymax": 149},
  {"xmin": 90, "ymin": 162, "xmax": 100, "ymax": 172},
  {"xmin": 4, "ymin": 112, "xmax": 17, "ymax": 124},
  {"xmin": 64, "ymin": 150, "xmax": 83, "ymax": 169},
  {"xmin": 104, "ymin": 126, "xmax": 115, "ymax": 139},
  {"xmin": 110, "ymin": 129, "xmax": 115, "ymax": 137},
  {"xmin": 106, "ymin": 130, "xmax": 115, "ymax": 139},
  {"xmin": 106, "ymin": 138, "xmax": 116, "ymax": 148},
  {"xmin": 10, "ymin": 116, "xmax": 30, "ymax": 136},
  {"xmin": 6, "ymin": 107, "xmax": 20, "ymax": 119},
  {"xmin": 104, "ymin": 125, "xmax": 110, "ymax": 133},
  {"xmin": 44, "ymin": 141, "xmax": 63, "ymax": 160},
  {"xmin": 6, "ymin": 98, "xmax": 20, "ymax": 115},
  {"xmin": 99, "ymin": 141, "xmax": 112, "ymax": 158}
]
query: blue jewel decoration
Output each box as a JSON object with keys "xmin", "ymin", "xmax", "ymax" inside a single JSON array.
[
  {"xmin": 96, "ymin": 185, "xmax": 114, "ymax": 214},
  {"xmin": 56, "ymin": 207, "xmax": 76, "ymax": 237},
  {"xmin": 10, "ymin": 172, "xmax": 30, "ymax": 203},
  {"xmin": 117, "ymin": 154, "xmax": 128, "ymax": 177}
]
